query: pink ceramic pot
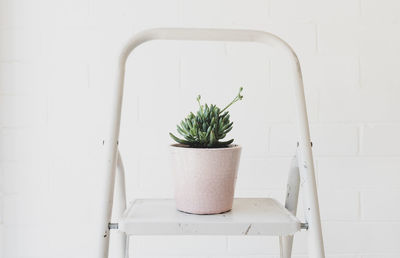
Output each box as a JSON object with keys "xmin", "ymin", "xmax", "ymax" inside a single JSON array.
[{"xmin": 170, "ymin": 144, "xmax": 242, "ymax": 214}]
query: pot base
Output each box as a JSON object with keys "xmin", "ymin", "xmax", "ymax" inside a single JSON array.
[{"xmin": 177, "ymin": 208, "xmax": 232, "ymax": 215}]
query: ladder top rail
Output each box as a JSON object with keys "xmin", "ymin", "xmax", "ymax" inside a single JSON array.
[{"xmin": 119, "ymin": 28, "xmax": 299, "ymax": 66}]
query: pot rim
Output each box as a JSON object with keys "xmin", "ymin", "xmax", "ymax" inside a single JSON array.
[{"xmin": 170, "ymin": 143, "xmax": 241, "ymax": 151}]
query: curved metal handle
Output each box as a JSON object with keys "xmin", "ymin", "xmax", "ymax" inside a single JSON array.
[
  {"xmin": 116, "ymin": 28, "xmax": 309, "ymax": 145},
  {"xmin": 117, "ymin": 28, "xmax": 311, "ymax": 153},
  {"xmin": 99, "ymin": 28, "xmax": 325, "ymax": 258},
  {"xmin": 119, "ymin": 28, "xmax": 297, "ymax": 63}
]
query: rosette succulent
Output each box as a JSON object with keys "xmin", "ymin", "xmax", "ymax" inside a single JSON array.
[{"xmin": 169, "ymin": 87, "xmax": 243, "ymax": 148}]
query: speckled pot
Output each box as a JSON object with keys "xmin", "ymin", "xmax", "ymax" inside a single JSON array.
[{"xmin": 170, "ymin": 144, "xmax": 242, "ymax": 214}]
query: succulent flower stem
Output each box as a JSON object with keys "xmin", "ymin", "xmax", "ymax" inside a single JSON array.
[
  {"xmin": 220, "ymin": 87, "xmax": 244, "ymax": 114},
  {"xmin": 196, "ymin": 95, "xmax": 202, "ymax": 109}
]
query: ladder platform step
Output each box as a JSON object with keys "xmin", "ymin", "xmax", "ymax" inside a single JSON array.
[{"xmin": 117, "ymin": 198, "xmax": 301, "ymax": 236}]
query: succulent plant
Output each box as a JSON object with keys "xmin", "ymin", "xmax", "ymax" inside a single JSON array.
[{"xmin": 170, "ymin": 87, "xmax": 243, "ymax": 148}]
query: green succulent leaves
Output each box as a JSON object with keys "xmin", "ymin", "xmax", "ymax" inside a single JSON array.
[{"xmin": 170, "ymin": 87, "xmax": 243, "ymax": 148}]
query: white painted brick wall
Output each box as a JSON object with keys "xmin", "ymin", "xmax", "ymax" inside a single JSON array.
[
  {"xmin": 361, "ymin": 125, "xmax": 400, "ymax": 155},
  {"xmin": 361, "ymin": 190, "xmax": 400, "ymax": 221},
  {"xmin": 1, "ymin": 0, "xmax": 400, "ymax": 258}
]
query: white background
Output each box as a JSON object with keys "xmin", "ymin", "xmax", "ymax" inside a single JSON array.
[{"xmin": 1, "ymin": 0, "xmax": 400, "ymax": 257}]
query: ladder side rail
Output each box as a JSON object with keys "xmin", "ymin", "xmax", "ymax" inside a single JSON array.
[
  {"xmin": 116, "ymin": 150, "xmax": 127, "ymax": 214},
  {"xmin": 292, "ymin": 43, "xmax": 325, "ymax": 258},
  {"xmin": 99, "ymin": 28, "xmax": 325, "ymax": 258},
  {"xmin": 109, "ymin": 150, "xmax": 129, "ymax": 258},
  {"xmin": 297, "ymin": 147, "xmax": 325, "ymax": 258},
  {"xmin": 280, "ymin": 155, "xmax": 301, "ymax": 258},
  {"xmin": 285, "ymin": 155, "xmax": 301, "ymax": 215}
]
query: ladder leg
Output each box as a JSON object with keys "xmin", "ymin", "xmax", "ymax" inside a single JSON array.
[
  {"xmin": 109, "ymin": 232, "xmax": 128, "ymax": 258},
  {"xmin": 279, "ymin": 235, "xmax": 293, "ymax": 258},
  {"xmin": 125, "ymin": 236, "xmax": 130, "ymax": 258}
]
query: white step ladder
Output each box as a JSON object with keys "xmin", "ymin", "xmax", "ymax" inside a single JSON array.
[{"xmin": 99, "ymin": 28, "xmax": 325, "ymax": 258}]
